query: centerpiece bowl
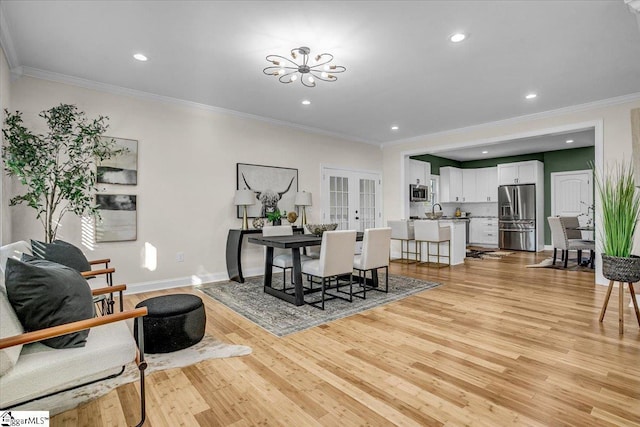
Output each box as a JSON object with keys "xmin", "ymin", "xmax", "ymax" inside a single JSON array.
[{"xmin": 305, "ymin": 223, "xmax": 338, "ymax": 236}]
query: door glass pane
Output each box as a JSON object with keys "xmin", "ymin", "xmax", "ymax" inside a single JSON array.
[
  {"xmin": 329, "ymin": 176, "xmax": 350, "ymax": 230},
  {"xmin": 359, "ymin": 178, "xmax": 376, "ymax": 231}
]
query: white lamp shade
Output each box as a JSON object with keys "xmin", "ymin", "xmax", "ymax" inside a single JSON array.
[
  {"xmin": 294, "ymin": 191, "xmax": 312, "ymax": 206},
  {"xmin": 234, "ymin": 189, "xmax": 256, "ymax": 206}
]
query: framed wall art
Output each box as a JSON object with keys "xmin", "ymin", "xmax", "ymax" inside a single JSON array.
[
  {"xmin": 95, "ymin": 194, "xmax": 137, "ymax": 242},
  {"xmin": 236, "ymin": 163, "xmax": 298, "ymax": 218},
  {"xmin": 97, "ymin": 137, "xmax": 138, "ymax": 185}
]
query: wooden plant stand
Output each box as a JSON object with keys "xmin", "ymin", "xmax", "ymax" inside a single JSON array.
[{"xmin": 599, "ymin": 280, "xmax": 640, "ymax": 335}]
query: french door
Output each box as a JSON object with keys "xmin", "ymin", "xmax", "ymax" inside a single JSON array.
[{"xmin": 321, "ymin": 167, "xmax": 382, "ymax": 232}]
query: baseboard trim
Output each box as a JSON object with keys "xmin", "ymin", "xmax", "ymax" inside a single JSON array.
[{"xmin": 125, "ymin": 267, "xmax": 266, "ymax": 294}]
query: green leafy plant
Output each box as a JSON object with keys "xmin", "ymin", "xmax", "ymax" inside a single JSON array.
[
  {"xmin": 594, "ymin": 161, "xmax": 640, "ymax": 257},
  {"xmin": 2, "ymin": 104, "xmax": 126, "ymax": 242},
  {"xmin": 266, "ymin": 209, "xmax": 282, "ymax": 223}
]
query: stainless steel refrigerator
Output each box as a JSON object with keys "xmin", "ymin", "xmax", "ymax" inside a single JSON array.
[{"xmin": 498, "ymin": 184, "xmax": 536, "ymax": 251}]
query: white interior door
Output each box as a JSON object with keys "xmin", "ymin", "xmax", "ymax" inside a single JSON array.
[
  {"xmin": 321, "ymin": 167, "xmax": 381, "ymax": 232},
  {"xmin": 551, "ymin": 170, "xmax": 593, "ymax": 236}
]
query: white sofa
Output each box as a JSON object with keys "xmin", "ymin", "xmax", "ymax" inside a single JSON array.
[{"xmin": 0, "ymin": 241, "xmax": 147, "ymax": 425}]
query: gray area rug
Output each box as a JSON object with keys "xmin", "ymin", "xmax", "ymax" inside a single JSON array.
[
  {"xmin": 198, "ymin": 274, "xmax": 441, "ymax": 337},
  {"xmin": 15, "ymin": 334, "xmax": 251, "ymax": 415}
]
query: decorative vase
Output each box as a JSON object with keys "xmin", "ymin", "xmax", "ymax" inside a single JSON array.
[
  {"xmin": 272, "ymin": 219, "xmax": 282, "ymax": 226},
  {"xmin": 601, "ymin": 254, "xmax": 640, "ymax": 282},
  {"xmin": 287, "ymin": 211, "xmax": 298, "ymax": 225},
  {"xmin": 252, "ymin": 217, "xmax": 265, "ymax": 229}
]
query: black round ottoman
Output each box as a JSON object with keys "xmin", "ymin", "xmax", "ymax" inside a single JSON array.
[{"xmin": 134, "ymin": 294, "xmax": 206, "ymax": 354}]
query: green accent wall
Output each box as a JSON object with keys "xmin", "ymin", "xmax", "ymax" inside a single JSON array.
[
  {"xmin": 542, "ymin": 147, "xmax": 595, "ymax": 244},
  {"xmin": 412, "ymin": 147, "xmax": 595, "ymax": 245},
  {"xmin": 410, "ymin": 154, "xmax": 460, "ymax": 174}
]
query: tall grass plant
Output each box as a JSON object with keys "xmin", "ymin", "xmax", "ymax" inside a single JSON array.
[{"xmin": 594, "ymin": 162, "xmax": 640, "ymax": 257}]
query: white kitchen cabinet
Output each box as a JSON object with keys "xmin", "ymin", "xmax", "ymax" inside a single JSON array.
[
  {"xmin": 409, "ymin": 159, "xmax": 430, "ymax": 187},
  {"xmin": 476, "ymin": 167, "xmax": 498, "ymax": 202},
  {"xmin": 469, "ymin": 217, "xmax": 499, "ymax": 246},
  {"xmin": 462, "ymin": 169, "xmax": 477, "ymax": 203},
  {"xmin": 440, "ymin": 166, "xmax": 463, "ymax": 203},
  {"xmin": 497, "ymin": 160, "xmax": 543, "ymax": 185}
]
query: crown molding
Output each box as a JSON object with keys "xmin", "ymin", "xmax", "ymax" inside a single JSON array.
[
  {"xmin": 15, "ymin": 66, "xmax": 377, "ymax": 146},
  {"xmin": 382, "ymin": 92, "xmax": 640, "ymax": 148},
  {"xmin": 0, "ymin": 1, "xmax": 18, "ymax": 69}
]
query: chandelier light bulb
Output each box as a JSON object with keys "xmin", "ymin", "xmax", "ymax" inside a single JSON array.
[
  {"xmin": 324, "ymin": 64, "xmax": 330, "ymax": 71},
  {"xmin": 308, "ymin": 76, "xmax": 314, "ymax": 83},
  {"xmin": 277, "ymin": 68, "xmax": 285, "ymax": 75},
  {"xmin": 290, "ymin": 74, "xmax": 298, "ymax": 82},
  {"xmin": 321, "ymin": 71, "xmax": 328, "ymax": 78}
]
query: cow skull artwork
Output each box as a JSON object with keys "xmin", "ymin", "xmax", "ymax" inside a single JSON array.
[{"xmin": 242, "ymin": 173, "xmax": 295, "ymax": 217}]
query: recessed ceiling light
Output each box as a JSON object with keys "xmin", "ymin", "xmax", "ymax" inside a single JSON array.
[
  {"xmin": 450, "ymin": 33, "xmax": 467, "ymax": 43},
  {"xmin": 566, "ymin": 139, "xmax": 574, "ymax": 144},
  {"xmin": 133, "ymin": 53, "xmax": 148, "ymax": 62},
  {"xmin": 301, "ymin": 100, "xmax": 311, "ymax": 106},
  {"xmin": 391, "ymin": 126, "xmax": 399, "ymax": 131},
  {"xmin": 482, "ymin": 150, "xmax": 489, "ymax": 154},
  {"xmin": 525, "ymin": 93, "xmax": 537, "ymax": 100}
]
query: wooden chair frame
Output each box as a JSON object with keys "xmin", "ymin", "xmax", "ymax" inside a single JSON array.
[{"xmin": 0, "ymin": 285, "xmax": 148, "ymax": 427}]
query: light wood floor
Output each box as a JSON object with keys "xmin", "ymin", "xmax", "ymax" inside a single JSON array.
[{"xmin": 53, "ymin": 251, "xmax": 640, "ymax": 426}]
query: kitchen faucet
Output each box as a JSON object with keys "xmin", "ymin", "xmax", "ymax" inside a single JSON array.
[{"xmin": 432, "ymin": 203, "xmax": 442, "ymax": 214}]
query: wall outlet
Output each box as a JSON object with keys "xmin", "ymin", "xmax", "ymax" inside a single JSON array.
[{"xmin": 176, "ymin": 252, "xmax": 185, "ymax": 262}]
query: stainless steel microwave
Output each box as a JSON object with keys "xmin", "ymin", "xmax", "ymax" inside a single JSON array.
[{"xmin": 410, "ymin": 184, "xmax": 429, "ymax": 202}]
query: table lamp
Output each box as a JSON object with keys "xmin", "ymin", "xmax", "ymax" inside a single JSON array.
[
  {"xmin": 234, "ymin": 189, "xmax": 256, "ymax": 230},
  {"xmin": 294, "ymin": 191, "xmax": 312, "ymax": 226}
]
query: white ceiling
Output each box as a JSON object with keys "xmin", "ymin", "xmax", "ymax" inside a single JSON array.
[{"xmin": 1, "ymin": 1, "xmax": 639, "ymax": 153}]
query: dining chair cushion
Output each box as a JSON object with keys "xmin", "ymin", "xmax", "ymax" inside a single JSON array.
[
  {"xmin": 560, "ymin": 216, "xmax": 582, "ymax": 240},
  {"xmin": 354, "ymin": 228, "xmax": 392, "ymax": 270},
  {"xmin": 302, "ymin": 230, "xmax": 357, "ymax": 278},
  {"xmin": 262, "ymin": 225, "xmax": 311, "ymax": 268},
  {"xmin": 548, "ymin": 217, "xmax": 569, "ymax": 251}
]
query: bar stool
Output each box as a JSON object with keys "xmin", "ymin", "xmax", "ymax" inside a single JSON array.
[
  {"xmin": 388, "ymin": 220, "xmax": 417, "ymax": 263},
  {"xmin": 414, "ymin": 220, "xmax": 451, "ymax": 268}
]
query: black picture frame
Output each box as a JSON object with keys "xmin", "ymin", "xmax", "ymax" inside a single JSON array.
[{"xmin": 236, "ymin": 163, "xmax": 298, "ymax": 218}]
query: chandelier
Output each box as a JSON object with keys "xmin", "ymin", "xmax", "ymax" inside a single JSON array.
[{"xmin": 263, "ymin": 46, "xmax": 346, "ymax": 88}]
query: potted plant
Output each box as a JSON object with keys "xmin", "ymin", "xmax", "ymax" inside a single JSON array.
[
  {"xmin": 595, "ymin": 161, "xmax": 640, "ymax": 282},
  {"xmin": 2, "ymin": 104, "xmax": 125, "ymax": 242},
  {"xmin": 266, "ymin": 209, "xmax": 282, "ymax": 226}
]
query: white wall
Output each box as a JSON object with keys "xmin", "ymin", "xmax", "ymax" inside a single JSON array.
[
  {"xmin": 8, "ymin": 76, "xmax": 383, "ymax": 291},
  {"xmin": 0, "ymin": 46, "xmax": 11, "ymax": 245},
  {"xmin": 382, "ymin": 97, "xmax": 640, "ymax": 285}
]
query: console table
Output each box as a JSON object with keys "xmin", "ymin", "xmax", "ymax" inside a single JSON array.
[{"xmin": 226, "ymin": 227, "xmax": 303, "ymax": 283}]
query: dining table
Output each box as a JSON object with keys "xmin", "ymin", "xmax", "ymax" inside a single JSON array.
[{"xmin": 248, "ymin": 232, "xmax": 365, "ymax": 306}]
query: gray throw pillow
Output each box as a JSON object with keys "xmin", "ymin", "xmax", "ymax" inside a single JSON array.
[
  {"xmin": 31, "ymin": 239, "xmax": 91, "ymax": 273},
  {"xmin": 5, "ymin": 257, "xmax": 95, "ymax": 349}
]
